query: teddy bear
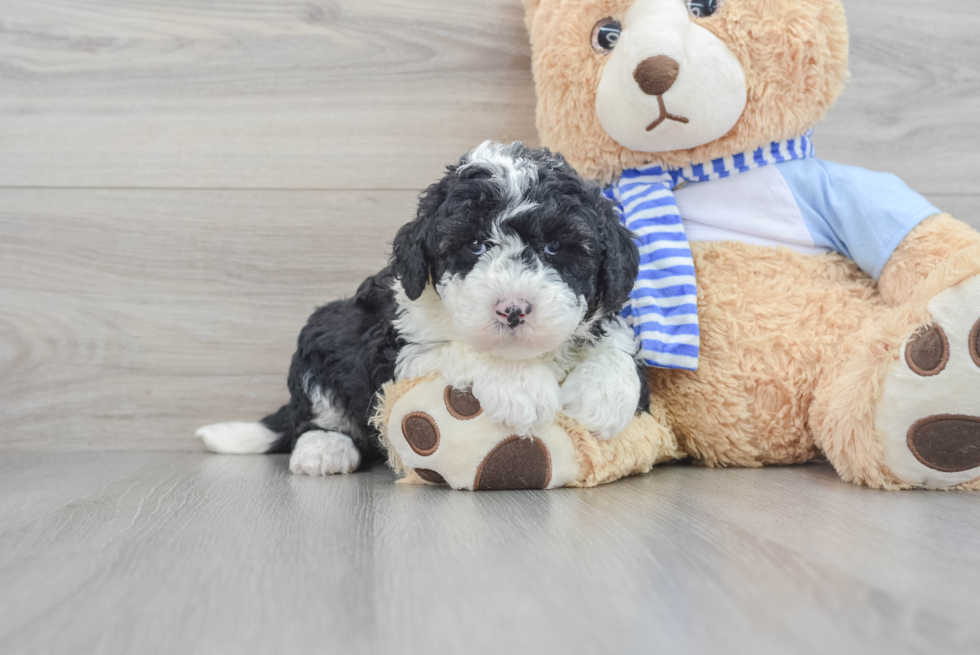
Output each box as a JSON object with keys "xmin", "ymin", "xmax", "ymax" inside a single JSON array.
[{"xmin": 374, "ymin": 0, "xmax": 980, "ymax": 491}]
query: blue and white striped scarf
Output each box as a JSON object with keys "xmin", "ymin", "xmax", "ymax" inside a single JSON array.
[{"xmin": 605, "ymin": 132, "xmax": 816, "ymax": 370}]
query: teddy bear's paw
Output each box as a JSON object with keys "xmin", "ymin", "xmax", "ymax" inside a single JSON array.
[
  {"xmin": 473, "ymin": 436, "xmax": 553, "ymax": 490},
  {"xmin": 876, "ymin": 274, "xmax": 980, "ymax": 488},
  {"xmin": 387, "ymin": 377, "xmax": 580, "ymax": 490}
]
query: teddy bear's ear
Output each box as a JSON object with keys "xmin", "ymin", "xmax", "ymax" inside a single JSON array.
[{"xmin": 520, "ymin": 0, "xmax": 542, "ymax": 25}]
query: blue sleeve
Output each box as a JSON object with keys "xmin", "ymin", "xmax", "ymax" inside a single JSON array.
[{"xmin": 777, "ymin": 158, "xmax": 941, "ymax": 279}]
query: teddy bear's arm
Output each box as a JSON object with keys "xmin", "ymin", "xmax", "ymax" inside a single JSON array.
[
  {"xmin": 774, "ymin": 158, "xmax": 980, "ymax": 305},
  {"xmin": 878, "ymin": 214, "xmax": 980, "ymax": 306},
  {"xmin": 776, "ymin": 159, "xmax": 941, "ymax": 277}
]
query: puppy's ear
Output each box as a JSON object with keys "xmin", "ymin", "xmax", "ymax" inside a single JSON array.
[
  {"xmin": 391, "ymin": 220, "xmax": 429, "ymax": 301},
  {"xmin": 392, "ymin": 175, "xmax": 453, "ymax": 300},
  {"xmin": 597, "ymin": 195, "xmax": 639, "ymax": 315}
]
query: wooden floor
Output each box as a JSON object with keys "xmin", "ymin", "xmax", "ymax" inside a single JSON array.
[
  {"xmin": 2, "ymin": 454, "xmax": 979, "ymax": 655},
  {"xmin": 2, "ymin": 1, "xmax": 980, "ymax": 653}
]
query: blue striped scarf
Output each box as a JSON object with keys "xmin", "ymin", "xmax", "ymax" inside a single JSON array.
[{"xmin": 604, "ymin": 132, "xmax": 816, "ymax": 370}]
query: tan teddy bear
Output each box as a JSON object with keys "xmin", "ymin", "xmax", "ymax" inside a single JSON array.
[{"xmin": 376, "ymin": 0, "xmax": 980, "ymax": 491}]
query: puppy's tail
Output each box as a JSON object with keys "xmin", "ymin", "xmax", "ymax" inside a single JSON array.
[{"xmin": 196, "ymin": 404, "xmax": 294, "ymax": 455}]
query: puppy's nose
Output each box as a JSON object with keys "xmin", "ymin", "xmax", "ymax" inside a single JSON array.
[
  {"xmin": 633, "ymin": 55, "xmax": 680, "ymax": 96},
  {"xmin": 495, "ymin": 300, "xmax": 532, "ymax": 329}
]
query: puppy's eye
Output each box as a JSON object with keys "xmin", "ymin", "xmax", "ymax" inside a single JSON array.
[
  {"xmin": 467, "ymin": 239, "xmax": 487, "ymax": 256},
  {"xmin": 591, "ymin": 18, "xmax": 621, "ymax": 54},
  {"xmin": 544, "ymin": 241, "xmax": 561, "ymax": 256},
  {"xmin": 687, "ymin": 0, "xmax": 719, "ymax": 18}
]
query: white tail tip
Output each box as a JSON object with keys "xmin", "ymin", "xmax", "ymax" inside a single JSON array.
[{"xmin": 196, "ymin": 421, "xmax": 279, "ymax": 454}]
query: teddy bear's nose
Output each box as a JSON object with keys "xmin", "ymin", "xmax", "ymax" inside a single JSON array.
[{"xmin": 633, "ymin": 55, "xmax": 680, "ymax": 96}]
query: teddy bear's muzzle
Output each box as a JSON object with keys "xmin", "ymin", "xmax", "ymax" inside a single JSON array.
[
  {"xmin": 632, "ymin": 55, "xmax": 690, "ymax": 131},
  {"xmin": 633, "ymin": 54, "xmax": 679, "ymax": 96}
]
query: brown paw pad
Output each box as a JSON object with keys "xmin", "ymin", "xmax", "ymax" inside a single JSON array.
[
  {"xmin": 402, "ymin": 412, "xmax": 440, "ymax": 456},
  {"xmin": 414, "ymin": 468, "xmax": 446, "ymax": 484},
  {"xmin": 444, "ymin": 386, "xmax": 482, "ymax": 419},
  {"xmin": 905, "ymin": 324, "xmax": 949, "ymax": 377},
  {"xmin": 474, "ymin": 436, "xmax": 552, "ymax": 490},
  {"xmin": 907, "ymin": 415, "xmax": 980, "ymax": 472}
]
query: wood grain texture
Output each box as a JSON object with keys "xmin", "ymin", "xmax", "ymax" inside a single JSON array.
[
  {"xmin": 0, "ymin": 454, "xmax": 978, "ymax": 655},
  {"xmin": 818, "ymin": 2, "xmax": 980, "ymax": 194},
  {"xmin": 0, "ymin": 0, "xmax": 977, "ymax": 191},
  {"xmin": 0, "ymin": 0, "xmax": 538, "ymax": 191},
  {"xmin": 0, "ymin": 189, "xmax": 415, "ymax": 450}
]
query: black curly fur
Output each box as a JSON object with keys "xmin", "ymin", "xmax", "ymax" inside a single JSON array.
[{"xmin": 259, "ymin": 143, "xmax": 648, "ymax": 465}]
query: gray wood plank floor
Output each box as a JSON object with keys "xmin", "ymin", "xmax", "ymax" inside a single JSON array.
[{"xmin": 1, "ymin": 453, "xmax": 979, "ymax": 655}]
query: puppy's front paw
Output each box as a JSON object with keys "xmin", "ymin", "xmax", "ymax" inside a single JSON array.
[
  {"xmin": 561, "ymin": 357, "xmax": 640, "ymax": 440},
  {"xmin": 472, "ymin": 370, "xmax": 561, "ymax": 436},
  {"xmin": 289, "ymin": 430, "xmax": 361, "ymax": 475}
]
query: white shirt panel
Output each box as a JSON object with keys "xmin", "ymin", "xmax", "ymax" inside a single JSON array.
[{"xmin": 673, "ymin": 165, "xmax": 834, "ymax": 257}]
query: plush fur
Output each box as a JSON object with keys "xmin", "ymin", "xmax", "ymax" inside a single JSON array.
[
  {"xmin": 373, "ymin": 374, "xmax": 684, "ymax": 489},
  {"xmin": 198, "ymin": 142, "xmax": 650, "ymax": 471},
  {"xmin": 521, "ymin": 0, "xmax": 980, "ymax": 490},
  {"xmin": 523, "ymin": 0, "xmax": 848, "ymax": 184},
  {"xmin": 379, "ymin": 0, "xmax": 980, "ymax": 491}
]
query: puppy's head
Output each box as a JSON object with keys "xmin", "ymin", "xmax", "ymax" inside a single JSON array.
[{"xmin": 392, "ymin": 141, "xmax": 637, "ymax": 360}]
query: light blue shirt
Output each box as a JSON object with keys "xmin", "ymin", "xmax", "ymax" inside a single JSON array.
[
  {"xmin": 673, "ymin": 158, "xmax": 941, "ymax": 279},
  {"xmin": 608, "ymin": 131, "xmax": 940, "ymax": 371}
]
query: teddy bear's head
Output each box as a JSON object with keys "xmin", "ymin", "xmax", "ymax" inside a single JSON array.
[{"xmin": 521, "ymin": 0, "xmax": 849, "ymax": 183}]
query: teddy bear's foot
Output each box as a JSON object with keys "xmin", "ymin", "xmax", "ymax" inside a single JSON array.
[
  {"xmin": 876, "ymin": 274, "xmax": 980, "ymax": 488},
  {"xmin": 385, "ymin": 377, "xmax": 581, "ymax": 490}
]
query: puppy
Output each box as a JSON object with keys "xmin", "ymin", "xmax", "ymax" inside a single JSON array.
[{"xmin": 197, "ymin": 142, "xmax": 649, "ymax": 475}]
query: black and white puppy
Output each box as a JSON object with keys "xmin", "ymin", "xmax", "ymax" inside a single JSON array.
[{"xmin": 197, "ymin": 142, "xmax": 649, "ymax": 475}]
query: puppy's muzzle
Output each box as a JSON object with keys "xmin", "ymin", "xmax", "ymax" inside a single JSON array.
[{"xmin": 495, "ymin": 300, "xmax": 532, "ymax": 329}]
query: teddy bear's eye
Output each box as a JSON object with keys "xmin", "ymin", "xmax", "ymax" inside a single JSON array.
[
  {"xmin": 591, "ymin": 18, "xmax": 622, "ymax": 54},
  {"xmin": 687, "ymin": 0, "xmax": 719, "ymax": 18}
]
